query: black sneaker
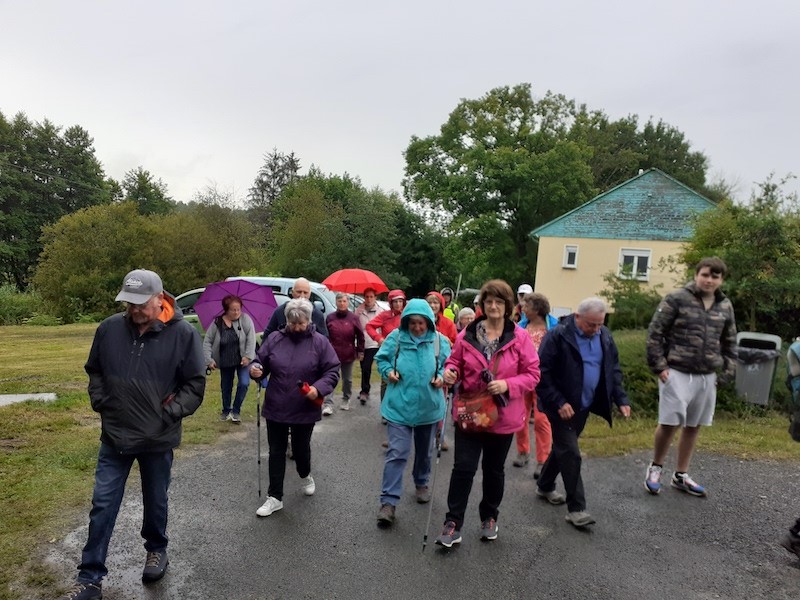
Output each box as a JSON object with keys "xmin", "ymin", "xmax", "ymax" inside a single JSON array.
[
  {"xmin": 60, "ymin": 582, "xmax": 102, "ymax": 600},
  {"xmin": 142, "ymin": 550, "xmax": 169, "ymax": 582}
]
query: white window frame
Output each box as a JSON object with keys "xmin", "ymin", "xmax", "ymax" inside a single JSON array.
[
  {"xmin": 618, "ymin": 248, "xmax": 651, "ymax": 281},
  {"xmin": 562, "ymin": 244, "xmax": 578, "ymax": 269}
]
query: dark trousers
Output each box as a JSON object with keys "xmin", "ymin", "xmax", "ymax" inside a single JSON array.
[
  {"xmin": 444, "ymin": 427, "xmax": 513, "ymax": 530},
  {"xmin": 78, "ymin": 443, "xmax": 173, "ymax": 584},
  {"xmin": 266, "ymin": 420, "xmax": 314, "ymax": 500},
  {"xmin": 219, "ymin": 364, "xmax": 250, "ymax": 415},
  {"xmin": 538, "ymin": 409, "xmax": 589, "ymax": 512},
  {"xmin": 359, "ymin": 347, "xmax": 378, "ymax": 394}
]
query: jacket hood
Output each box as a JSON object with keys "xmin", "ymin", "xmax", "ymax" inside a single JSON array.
[
  {"xmin": 426, "ymin": 291, "xmax": 446, "ymax": 316},
  {"xmin": 400, "ymin": 298, "xmax": 436, "ymax": 332},
  {"xmin": 387, "ymin": 289, "xmax": 407, "ymax": 314}
]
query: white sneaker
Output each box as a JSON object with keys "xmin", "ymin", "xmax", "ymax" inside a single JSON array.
[
  {"xmin": 322, "ymin": 405, "xmax": 333, "ymax": 416},
  {"xmin": 256, "ymin": 496, "xmax": 283, "ymax": 517},
  {"xmin": 340, "ymin": 399, "xmax": 350, "ymax": 411},
  {"xmin": 301, "ymin": 475, "xmax": 316, "ymax": 496}
]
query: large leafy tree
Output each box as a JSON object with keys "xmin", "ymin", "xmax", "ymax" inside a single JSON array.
[
  {"xmin": 0, "ymin": 111, "xmax": 112, "ymax": 288},
  {"xmin": 403, "ymin": 84, "xmax": 596, "ymax": 284},
  {"xmin": 681, "ymin": 174, "xmax": 800, "ymax": 338}
]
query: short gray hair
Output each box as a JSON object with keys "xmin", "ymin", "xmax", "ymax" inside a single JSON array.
[
  {"xmin": 284, "ymin": 298, "xmax": 312, "ymax": 323},
  {"xmin": 335, "ymin": 292, "xmax": 349, "ymax": 301},
  {"xmin": 576, "ymin": 296, "xmax": 607, "ymax": 316},
  {"xmin": 457, "ymin": 307, "xmax": 475, "ymax": 320}
]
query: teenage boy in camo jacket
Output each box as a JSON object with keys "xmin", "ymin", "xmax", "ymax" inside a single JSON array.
[{"xmin": 643, "ymin": 257, "xmax": 737, "ymax": 498}]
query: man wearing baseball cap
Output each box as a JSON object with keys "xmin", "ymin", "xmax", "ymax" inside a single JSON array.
[{"xmin": 61, "ymin": 269, "xmax": 206, "ymax": 600}]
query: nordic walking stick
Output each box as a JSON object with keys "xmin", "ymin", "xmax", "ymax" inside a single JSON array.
[
  {"xmin": 422, "ymin": 382, "xmax": 456, "ymax": 552},
  {"xmin": 255, "ymin": 380, "xmax": 263, "ymax": 498}
]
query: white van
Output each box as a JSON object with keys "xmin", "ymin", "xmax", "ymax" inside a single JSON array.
[{"xmin": 224, "ymin": 276, "xmax": 337, "ymax": 317}]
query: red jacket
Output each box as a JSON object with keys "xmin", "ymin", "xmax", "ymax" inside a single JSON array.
[
  {"xmin": 427, "ymin": 290, "xmax": 457, "ymax": 345},
  {"xmin": 366, "ymin": 309, "xmax": 402, "ymax": 344}
]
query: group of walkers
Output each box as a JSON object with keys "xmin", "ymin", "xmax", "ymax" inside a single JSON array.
[{"xmin": 60, "ymin": 260, "xmax": 800, "ymax": 600}]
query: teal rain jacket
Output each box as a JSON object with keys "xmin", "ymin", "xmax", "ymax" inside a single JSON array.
[{"xmin": 375, "ymin": 299, "xmax": 450, "ymax": 427}]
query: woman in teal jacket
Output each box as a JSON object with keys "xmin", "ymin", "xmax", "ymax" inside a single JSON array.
[{"xmin": 374, "ymin": 299, "xmax": 450, "ymax": 526}]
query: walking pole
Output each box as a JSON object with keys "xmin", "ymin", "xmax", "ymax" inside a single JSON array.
[
  {"xmin": 255, "ymin": 380, "xmax": 263, "ymax": 498},
  {"xmin": 422, "ymin": 383, "xmax": 456, "ymax": 552}
]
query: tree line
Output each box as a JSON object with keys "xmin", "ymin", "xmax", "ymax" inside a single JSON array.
[{"xmin": 3, "ymin": 84, "xmax": 798, "ymax": 335}]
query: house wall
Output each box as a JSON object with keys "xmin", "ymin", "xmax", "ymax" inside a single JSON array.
[{"xmin": 534, "ymin": 236, "xmax": 686, "ymax": 314}]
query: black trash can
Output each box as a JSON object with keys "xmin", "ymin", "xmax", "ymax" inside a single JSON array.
[{"xmin": 735, "ymin": 332, "xmax": 782, "ymax": 405}]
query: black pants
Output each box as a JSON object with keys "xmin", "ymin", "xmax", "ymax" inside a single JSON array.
[
  {"xmin": 538, "ymin": 409, "xmax": 589, "ymax": 512},
  {"xmin": 360, "ymin": 347, "xmax": 378, "ymax": 395},
  {"xmin": 444, "ymin": 427, "xmax": 513, "ymax": 530},
  {"xmin": 266, "ymin": 421, "xmax": 314, "ymax": 500}
]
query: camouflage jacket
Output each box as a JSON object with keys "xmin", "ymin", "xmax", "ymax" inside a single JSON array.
[{"xmin": 646, "ymin": 282, "xmax": 738, "ymax": 383}]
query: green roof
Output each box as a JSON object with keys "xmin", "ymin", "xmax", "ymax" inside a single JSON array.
[{"xmin": 531, "ymin": 169, "xmax": 715, "ymax": 241}]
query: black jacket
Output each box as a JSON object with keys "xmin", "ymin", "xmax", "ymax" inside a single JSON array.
[
  {"xmin": 263, "ymin": 305, "xmax": 329, "ymax": 339},
  {"xmin": 536, "ymin": 314, "xmax": 629, "ymax": 426},
  {"xmin": 85, "ymin": 297, "xmax": 206, "ymax": 453}
]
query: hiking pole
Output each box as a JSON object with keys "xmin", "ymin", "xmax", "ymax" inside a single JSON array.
[
  {"xmin": 422, "ymin": 382, "xmax": 456, "ymax": 552},
  {"xmin": 255, "ymin": 380, "xmax": 263, "ymax": 498}
]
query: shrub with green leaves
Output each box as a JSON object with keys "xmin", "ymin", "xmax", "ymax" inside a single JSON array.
[{"xmin": 0, "ymin": 285, "xmax": 44, "ymax": 325}]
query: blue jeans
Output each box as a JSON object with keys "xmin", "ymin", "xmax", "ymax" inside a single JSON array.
[
  {"xmin": 380, "ymin": 422, "xmax": 436, "ymax": 506},
  {"xmin": 78, "ymin": 443, "xmax": 173, "ymax": 584},
  {"xmin": 219, "ymin": 364, "xmax": 250, "ymax": 415}
]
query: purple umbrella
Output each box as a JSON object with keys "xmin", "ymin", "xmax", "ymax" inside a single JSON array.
[{"xmin": 194, "ymin": 280, "xmax": 278, "ymax": 333}]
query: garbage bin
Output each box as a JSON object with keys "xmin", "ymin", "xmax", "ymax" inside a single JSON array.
[{"xmin": 735, "ymin": 332, "xmax": 782, "ymax": 405}]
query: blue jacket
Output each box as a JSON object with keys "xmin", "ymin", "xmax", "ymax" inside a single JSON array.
[
  {"xmin": 375, "ymin": 299, "xmax": 451, "ymax": 427},
  {"xmin": 536, "ymin": 314, "xmax": 629, "ymax": 426}
]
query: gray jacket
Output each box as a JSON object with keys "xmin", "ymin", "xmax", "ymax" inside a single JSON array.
[{"xmin": 203, "ymin": 312, "xmax": 257, "ymax": 366}]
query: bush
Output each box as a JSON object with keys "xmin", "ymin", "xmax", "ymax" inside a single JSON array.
[
  {"xmin": 23, "ymin": 313, "xmax": 63, "ymax": 326},
  {"xmin": 0, "ymin": 285, "xmax": 44, "ymax": 325},
  {"xmin": 600, "ymin": 270, "xmax": 663, "ymax": 330}
]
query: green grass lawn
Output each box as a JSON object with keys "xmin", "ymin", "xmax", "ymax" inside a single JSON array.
[{"xmin": 0, "ymin": 324, "xmax": 798, "ymax": 599}]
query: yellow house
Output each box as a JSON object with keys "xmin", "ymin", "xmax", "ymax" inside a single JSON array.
[{"xmin": 530, "ymin": 169, "xmax": 716, "ymax": 315}]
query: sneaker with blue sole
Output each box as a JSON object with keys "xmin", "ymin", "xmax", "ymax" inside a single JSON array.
[
  {"xmin": 644, "ymin": 463, "xmax": 663, "ymax": 494},
  {"xmin": 671, "ymin": 473, "xmax": 706, "ymax": 497}
]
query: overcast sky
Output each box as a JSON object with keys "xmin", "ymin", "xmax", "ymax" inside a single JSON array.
[{"xmin": 2, "ymin": 0, "xmax": 798, "ymax": 204}]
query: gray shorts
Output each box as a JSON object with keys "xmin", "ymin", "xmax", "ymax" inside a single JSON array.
[{"xmin": 658, "ymin": 369, "xmax": 717, "ymax": 427}]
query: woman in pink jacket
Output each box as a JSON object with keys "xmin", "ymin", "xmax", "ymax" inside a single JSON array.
[{"xmin": 436, "ymin": 280, "xmax": 540, "ymax": 547}]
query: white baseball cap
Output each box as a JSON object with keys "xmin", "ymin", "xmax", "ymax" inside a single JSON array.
[{"xmin": 517, "ymin": 284, "xmax": 533, "ymax": 294}]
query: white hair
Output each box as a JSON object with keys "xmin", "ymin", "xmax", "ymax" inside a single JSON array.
[
  {"xmin": 284, "ymin": 298, "xmax": 312, "ymax": 323},
  {"xmin": 576, "ymin": 296, "xmax": 607, "ymax": 316}
]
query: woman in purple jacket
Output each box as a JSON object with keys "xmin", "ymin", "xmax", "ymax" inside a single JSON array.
[
  {"xmin": 436, "ymin": 280, "xmax": 541, "ymax": 547},
  {"xmin": 324, "ymin": 292, "xmax": 365, "ymax": 413},
  {"xmin": 249, "ymin": 299, "xmax": 340, "ymax": 518}
]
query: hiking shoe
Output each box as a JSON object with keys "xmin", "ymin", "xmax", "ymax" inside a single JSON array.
[
  {"xmin": 415, "ymin": 485, "xmax": 431, "ymax": 504},
  {"xmin": 565, "ymin": 511, "xmax": 596, "ymax": 528},
  {"xmin": 359, "ymin": 391, "xmax": 368, "ymax": 405},
  {"xmin": 60, "ymin": 582, "xmax": 102, "ymax": 600},
  {"xmin": 780, "ymin": 532, "xmax": 800, "ymax": 559},
  {"xmin": 142, "ymin": 550, "xmax": 168, "ymax": 582},
  {"xmin": 230, "ymin": 413, "xmax": 241, "ymax": 424},
  {"xmin": 440, "ymin": 438, "xmax": 449, "ymax": 451},
  {"xmin": 536, "ymin": 488, "xmax": 566, "ymax": 505},
  {"xmin": 322, "ymin": 404, "xmax": 334, "ymax": 416},
  {"xmin": 301, "ymin": 475, "xmax": 315, "ymax": 496},
  {"xmin": 480, "ymin": 518, "xmax": 499, "ymax": 541},
  {"xmin": 512, "ymin": 452, "xmax": 530, "ymax": 467},
  {"xmin": 340, "ymin": 399, "xmax": 350, "ymax": 411},
  {"xmin": 533, "ymin": 462, "xmax": 544, "ymax": 480},
  {"xmin": 435, "ymin": 521, "xmax": 462, "ymax": 548},
  {"xmin": 671, "ymin": 473, "xmax": 707, "ymax": 497},
  {"xmin": 377, "ymin": 503, "xmax": 396, "ymax": 526},
  {"xmin": 256, "ymin": 496, "xmax": 283, "ymax": 517},
  {"xmin": 219, "ymin": 413, "xmax": 231, "ymax": 422},
  {"xmin": 644, "ymin": 463, "xmax": 663, "ymax": 494}
]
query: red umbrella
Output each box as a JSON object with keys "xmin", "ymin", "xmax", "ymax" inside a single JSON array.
[
  {"xmin": 322, "ymin": 268, "xmax": 389, "ymax": 294},
  {"xmin": 194, "ymin": 280, "xmax": 278, "ymax": 332}
]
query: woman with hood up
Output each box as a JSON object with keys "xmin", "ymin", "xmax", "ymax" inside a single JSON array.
[
  {"xmin": 425, "ymin": 291, "xmax": 458, "ymax": 345},
  {"xmin": 374, "ymin": 299, "xmax": 451, "ymax": 526}
]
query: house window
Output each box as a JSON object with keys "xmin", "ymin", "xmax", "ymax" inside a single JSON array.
[
  {"xmin": 619, "ymin": 248, "xmax": 650, "ymax": 281},
  {"xmin": 563, "ymin": 245, "xmax": 578, "ymax": 269}
]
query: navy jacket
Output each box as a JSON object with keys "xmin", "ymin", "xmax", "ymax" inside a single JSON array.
[{"xmin": 536, "ymin": 314, "xmax": 629, "ymax": 426}]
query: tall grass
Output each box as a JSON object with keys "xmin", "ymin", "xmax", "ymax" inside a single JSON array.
[{"xmin": 0, "ymin": 285, "xmax": 44, "ymax": 325}]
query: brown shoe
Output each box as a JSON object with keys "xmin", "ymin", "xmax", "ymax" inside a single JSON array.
[
  {"xmin": 415, "ymin": 485, "xmax": 431, "ymax": 504},
  {"xmin": 381, "ymin": 440, "xmax": 389, "ymax": 448},
  {"xmin": 377, "ymin": 503, "xmax": 396, "ymax": 526}
]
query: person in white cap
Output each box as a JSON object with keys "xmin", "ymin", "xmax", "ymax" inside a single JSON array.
[
  {"xmin": 513, "ymin": 283, "xmax": 533, "ymax": 322},
  {"xmin": 60, "ymin": 269, "xmax": 206, "ymax": 600}
]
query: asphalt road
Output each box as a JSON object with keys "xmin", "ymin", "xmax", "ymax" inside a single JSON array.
[{"xmin": 48, "ymin": 392, "xmax": 800, "ymax": 599}]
